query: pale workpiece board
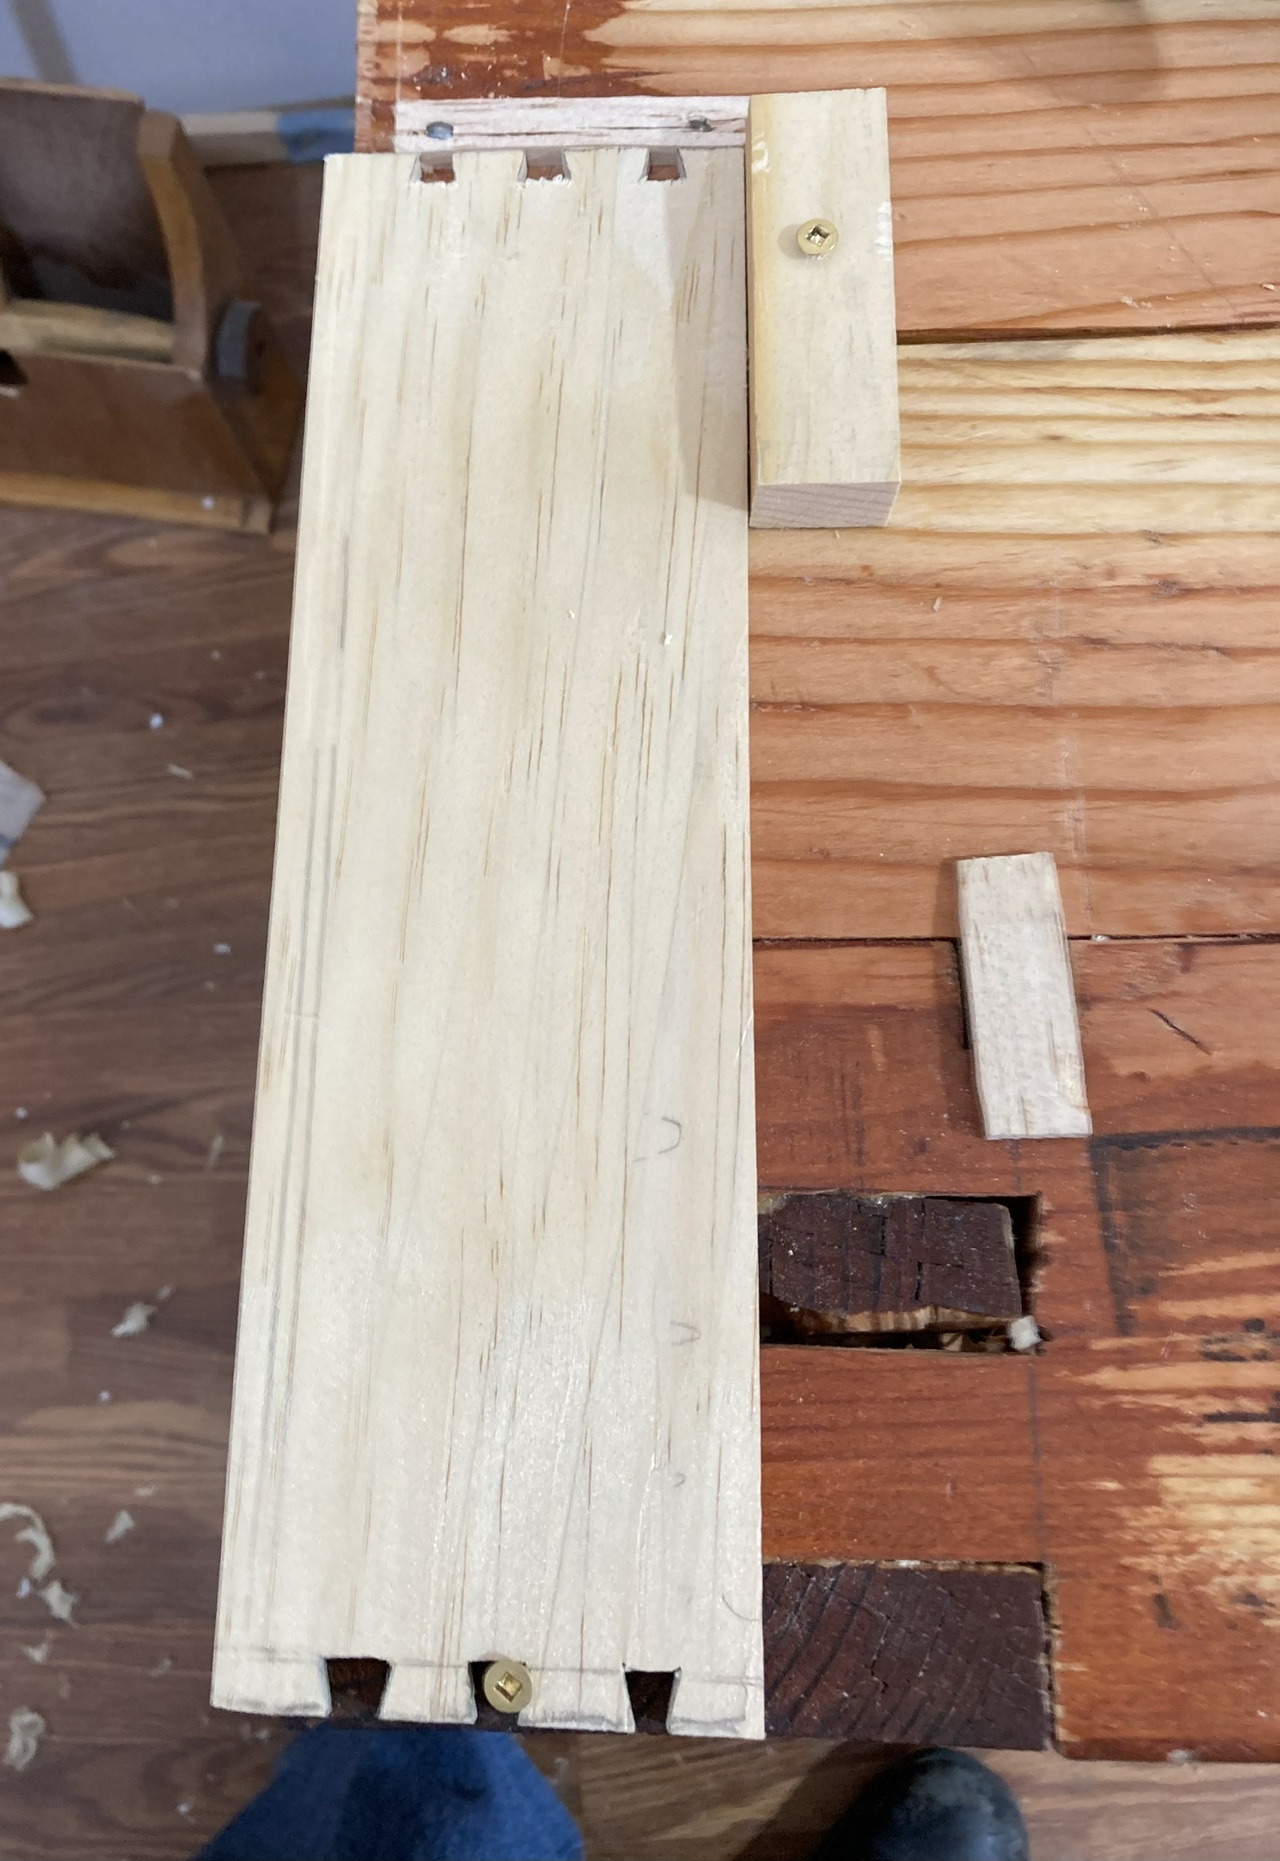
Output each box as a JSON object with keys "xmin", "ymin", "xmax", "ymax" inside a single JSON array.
[
  {"xmin": 747, "ymin": 89, "xmax": 900, "ymax": 528},
  {"xmin": 213, "ymin": 149, "xmax": 763, "ymax": 1737},
  {"xmin": 957, "ymin": 853, "xmax": 1092, "ymax": 1141}
]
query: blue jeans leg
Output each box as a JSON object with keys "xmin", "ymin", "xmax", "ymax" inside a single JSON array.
[{"xmin": 197, "ymin": 1724, "xmax": 584, "ymax": 1861}]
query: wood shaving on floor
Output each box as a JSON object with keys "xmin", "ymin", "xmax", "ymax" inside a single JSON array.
[
  {"xmin": 38, "ymin": 1578, "xmax": 77, "ymax": 1624},
  {"xmin": 18, "ymin": 1132, "xmax": 114, "ymax": 1191},
  {"xmin": 4, "ymin": 1707, "xmax": 45, "ymax": 1772},
  {"xmin": 0, "ymin": 871, "xmax": 32, "ymax": 928},
  {"xmin": 0, "ymin": 1503, "xmax": 55, "ymax": 1583},
  {"xmin": 104, "ymin": 1510, "xmax": 135, "ymax": 1544},
  {"xmin": 111, "ymin": 1302, "xmax": 156, "ymax": 1337},
  {"xmin": 0, "ymin": 759, "xmax": 43, "ymax": 857}
]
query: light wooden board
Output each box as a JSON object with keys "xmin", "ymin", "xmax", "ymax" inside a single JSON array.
[
  {"xmin": 956, "ymin": 852, "xmax": 1091, "ymax": 1140},
  {"xmin": 395, "ymin": 95, "xmax": 747, "ymax": 149},
  {"xmin": 212, "ymin": 149, "xmax": 763, "ymax": 1738},
  {"xmin": 889, "ymin": 333, "xmax": 1280, "ymax": 532},
  {"xmin": 747, "ymin": 90, "xmax": 899, "ymax": 529}
]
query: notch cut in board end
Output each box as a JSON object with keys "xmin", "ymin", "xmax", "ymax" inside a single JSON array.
[{"xmin": 957, "ymin": 852, "xmax": 1091, "ymax": 1143}]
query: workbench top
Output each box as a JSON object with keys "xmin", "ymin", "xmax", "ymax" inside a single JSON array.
[{"xmin": 354, "ymin": 0, "xmax": 1280, "ymax": 1760}]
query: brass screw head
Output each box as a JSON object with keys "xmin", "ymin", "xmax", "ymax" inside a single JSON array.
[
  {"xmin": 796, "ymin": 217, "xmax": 839, "ymax": 257},
  {"xmin": 482, "ymin": 1658, "xmax": 533, "ymax": 1714}
]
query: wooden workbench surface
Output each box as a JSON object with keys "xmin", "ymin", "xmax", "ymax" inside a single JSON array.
[
  {"xmin": 0, "ymin": 159, "xmax": 1277, "ymax": 1861},
  {"xmin": 351, "ymin": 0, "xmax": 1280, "ymax": 1762}
]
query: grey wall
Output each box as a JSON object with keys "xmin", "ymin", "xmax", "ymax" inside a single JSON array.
[{"xmin": 3, "ymin": 0, "xmax": 356, "ymax": 114}]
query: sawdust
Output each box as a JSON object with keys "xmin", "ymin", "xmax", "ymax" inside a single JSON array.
[
  {"xmin": 21, "ymin": 1638, "xmax": 52, "ymax": 1663},
  {"xmin": 104, "ymin": 1510, "xmax": 134, "ymax": 1544},
  {"xmin": 18, "ymin": 1132, "xmax": 114, "ymax": 1191}
]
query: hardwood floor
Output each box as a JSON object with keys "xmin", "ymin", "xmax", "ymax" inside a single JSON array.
[{"xmin": 0, "ymin": 161, "xmax": 1277, "ymax": 1858}]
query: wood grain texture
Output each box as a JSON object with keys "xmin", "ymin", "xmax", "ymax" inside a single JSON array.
[
  {"xmin": 357, "ymin": 2, "xmax": 1280, "ymax": 337},
  {"xmin": 524, "ymin": 1734, "xmax": 1280, "ymax": 1861},
  {"xmin": 755, "ymin": 937, "xmax": 1280, "ymax": 1758},
  {"xmin": 4, "ymin": 154, "xmax": 1280, "ymax": 1858},
  {"xmin": 957, "ymin": 852, "xmax": 1091, "ymax": 1141},
  {"xmin": 762, "ymin": 1564, "xmax": 1049, "ymax": 1746},
  {"xmin": 394, "ymin": 94, "xmax": 747, "ymax": 147},
  {"xmin": 329, "ymin": 1561, "xmax": 1050, "ymax": 1745},
  {"xmin": 214, "ymin": 149, "xmax": 763, "ymax": 1737},
  {"xmin": 747, "ymin": 90, "xmax": 899, "ymax": 528},
  {"xmin": 759, "ymin": 1193, "xmax": 1021, "ymax": 1334},
  {"xmin": 749, "ymin": 362, "xmax": 1280, "ymax": 941}
]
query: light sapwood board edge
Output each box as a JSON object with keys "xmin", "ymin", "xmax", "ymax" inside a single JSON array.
[
  {"xmin": 212, "ymin": 148, "xmax": 763, "ymax": 1739},
  {"xmin": 956, "ymin": 853, "xmax": 1092, "ymax": 1140},
  {"xmin": 395, "ymin": 95, "xmax": 748, "ymax": 149},
  {"xmin": 747, "ymin": 90, "xmax": 900, "ymax": 529}
]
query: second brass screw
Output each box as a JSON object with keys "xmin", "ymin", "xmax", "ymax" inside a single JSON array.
[
  {"xmin": 796, "ymin": 217, "xmax": 839, "ymax": 257},
  {"xmin": 482, "ymin": 1658, "xmax": 533, "ymax": 1714}
]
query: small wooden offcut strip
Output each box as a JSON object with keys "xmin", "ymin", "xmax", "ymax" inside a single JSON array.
[
  {"xmin": 763, "ymin": 1564, "xmax": 1049, "ymax": 1747},
  {"xmin": 759, "ymin": 1193, "xmax": 1022, "ymax": 1334},
  {"xmin": 395, "ymin": 95, "xmax": 748, "ymax": 151},
  {"xmin": 213, "ymin": 149, "xmax": 761, "ymax": 1738},
  {"xmin": 957, "ymin": 853, "xmax": 1091, "ymax": 1140},
  {"xmin": 747, "ymin": 89, "xmax": 900, "ymax": 529}
]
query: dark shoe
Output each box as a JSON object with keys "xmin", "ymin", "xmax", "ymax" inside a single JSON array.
[{"xmin": 814, "ymin": 1749, "xmax": 1029, "ymax": 1861}]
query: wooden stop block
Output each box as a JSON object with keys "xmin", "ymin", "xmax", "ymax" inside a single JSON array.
[{"xmin": 746, "ymin": 89, "xmax": 900, "ymax": 528}]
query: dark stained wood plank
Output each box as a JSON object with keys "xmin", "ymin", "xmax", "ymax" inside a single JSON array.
[
  {"xmin": 759, "ymin": 1193, "xmax": 1022, "ymax": 1334},
  {"xmin": 357, "ymin": 1, "xmax": 1280, "ymax": 336},
  {"xmin": 762, "ymin": 1563, "xmax": 1049, "ymax": 1748}
]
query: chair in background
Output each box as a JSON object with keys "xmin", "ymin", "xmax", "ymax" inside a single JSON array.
[{"xmin": 0, "ymin": 78, "xmax": 303, "ymax": 532}]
